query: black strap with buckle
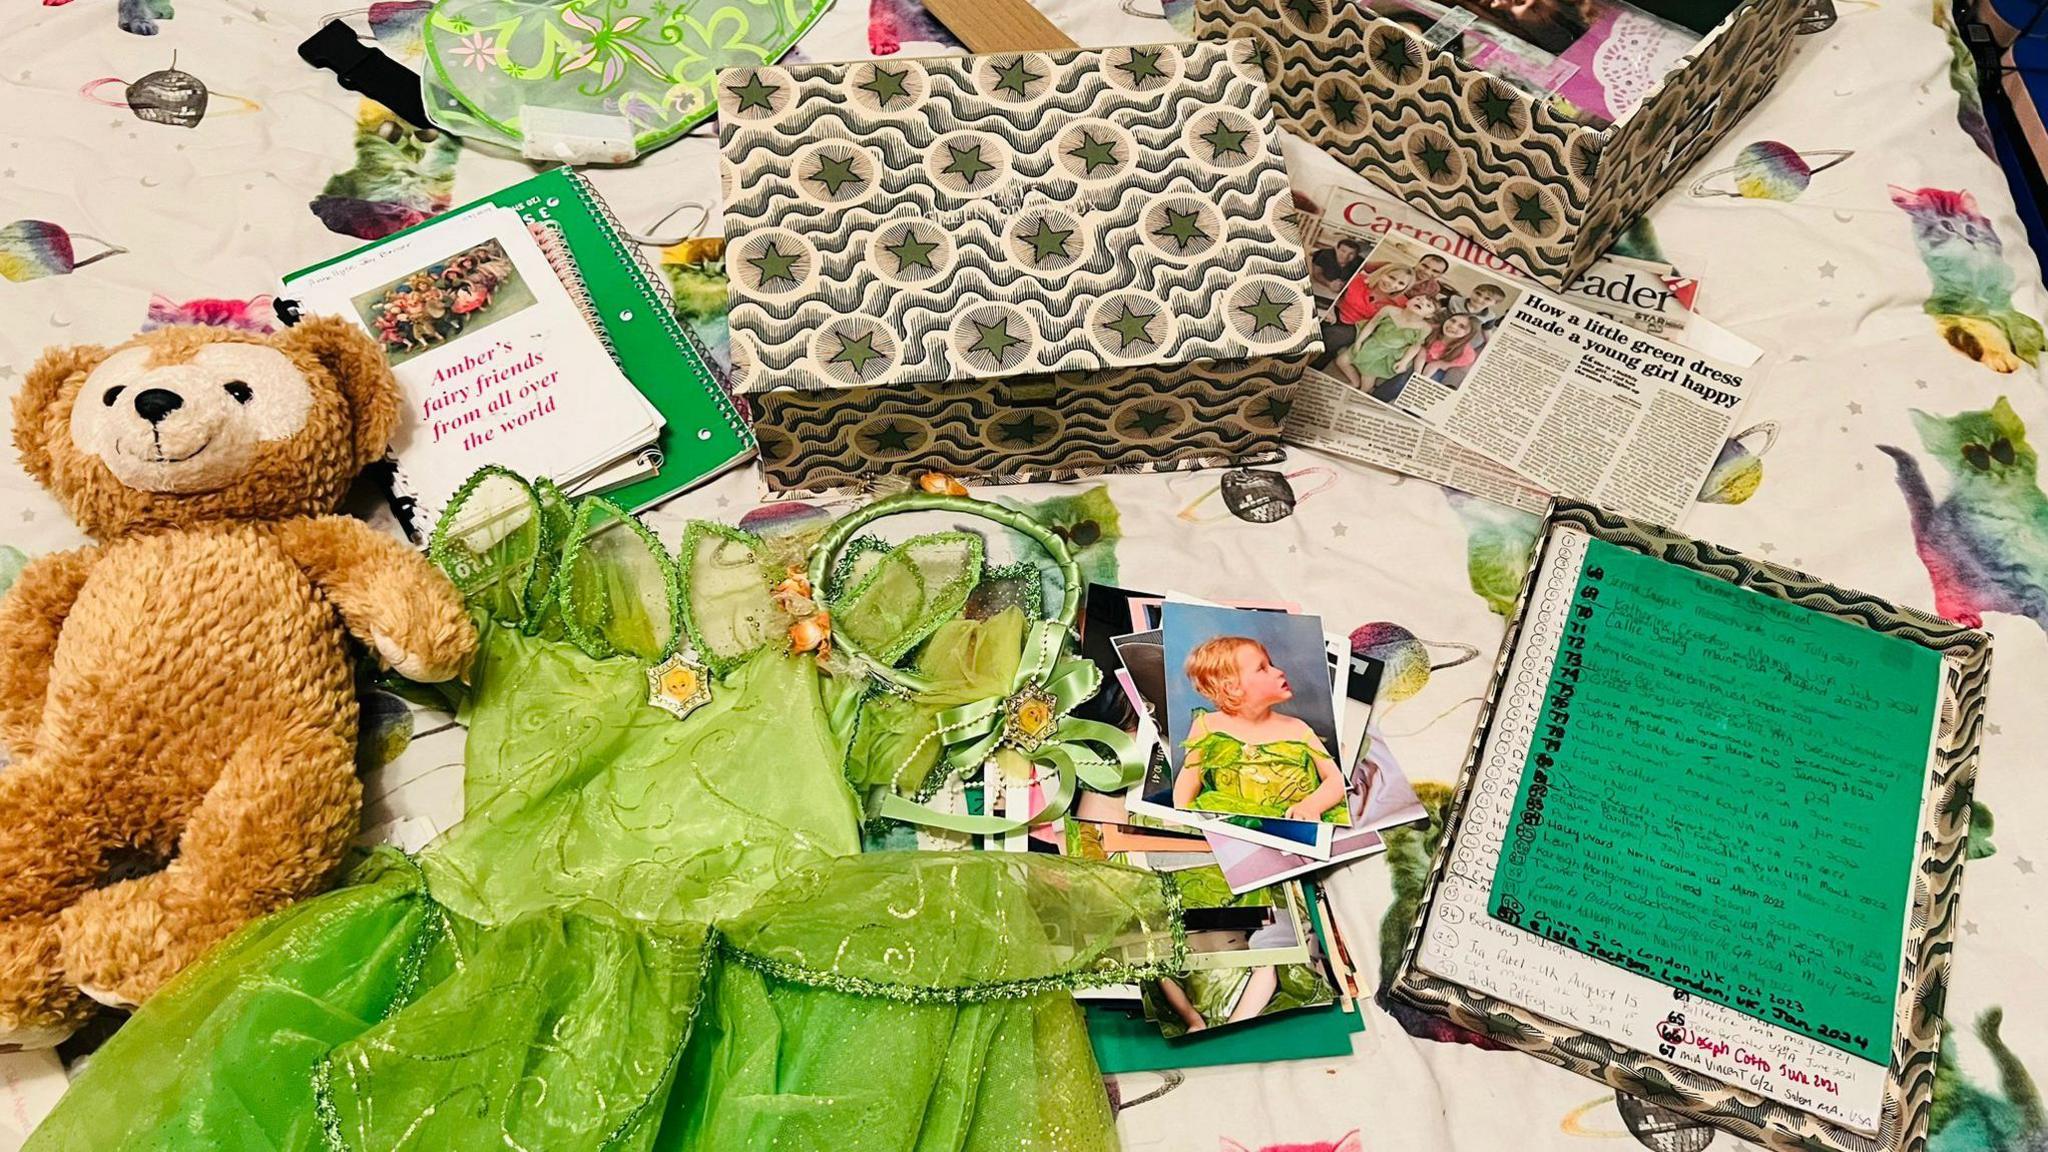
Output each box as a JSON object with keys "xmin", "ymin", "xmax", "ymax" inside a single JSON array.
[{"xmin": 297, "ymin": 20, "xmax": 429, "ymax": 129}]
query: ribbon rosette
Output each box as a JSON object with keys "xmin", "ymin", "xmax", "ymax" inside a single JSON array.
[
  {"xmin": 868, "ymin": 620, "xmax": 1144, "ymax": 834},
  {"xmin": 772, "ymin": 566, "xmax": 834, "ymax": 663}
]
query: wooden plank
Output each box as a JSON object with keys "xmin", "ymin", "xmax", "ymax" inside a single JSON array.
[{"xmin": 921, "ymin": 0, "xmax": 1077, "ymax": 52}]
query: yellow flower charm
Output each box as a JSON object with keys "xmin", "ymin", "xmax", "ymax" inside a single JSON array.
[
  {"xmin": 1001, "ymin": 684, "xmax": 1060, "ymax": 753},
  {"xmin": 646, "ymin": 653, "xmax": 712, "ymax": 720}
]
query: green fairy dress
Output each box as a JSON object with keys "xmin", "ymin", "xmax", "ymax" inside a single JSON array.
[
  {"xmin": 1348, "ymin": 313, "xmax": 1426, "ymax": 380},
  {"xmin": 1182, "ymin": 716, "xmax": 1348, "ymax": 824},
  {"xmin": 26, "ymin": 470, "xmax": 1182, "ymax": 1152}
]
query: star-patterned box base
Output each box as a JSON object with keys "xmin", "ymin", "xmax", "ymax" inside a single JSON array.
[
  {"xmin": 1195, "ymin": 0, "xmax": 1816, "ymax": 288},
  {"xmin": 751, "ymin": 361, "xmax": 1299, "ymax": 493},
  {"xmin": 715, "ymin": 39, "xmax": 1318, "ymax": 491}
]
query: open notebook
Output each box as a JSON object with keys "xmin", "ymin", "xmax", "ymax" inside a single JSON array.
[{"xmin": 1391, "ymin": 501, "xmax": 1991, "ymax": 1152}]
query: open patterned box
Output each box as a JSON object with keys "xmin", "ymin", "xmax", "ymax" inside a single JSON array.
[{"xmin": 1195, "ymin": 0, "xmax": 1825, "ymax": 288}]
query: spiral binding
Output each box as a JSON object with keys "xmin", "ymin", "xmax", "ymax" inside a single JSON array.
[
  {"xmin": 529, "ymin": 219, "xmax": 627, "ymax": 374},
  {"xmin": 557, "ymin": 169, "xmax": 751, "ymax": 445}
]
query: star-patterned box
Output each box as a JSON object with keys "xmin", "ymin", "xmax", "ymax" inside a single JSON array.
[
  {"xmin": 715, "ymin": 39, "xmax": 1320, "ymax": 493},
  {"xmin": 1195, "ymin": 0, "xmax": 1822, "ymax": 289}
]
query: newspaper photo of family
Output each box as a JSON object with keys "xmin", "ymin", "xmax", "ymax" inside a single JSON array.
[{"xmin": 1311, "ymin": 235, "xmax": 1523, "ymax": 404}]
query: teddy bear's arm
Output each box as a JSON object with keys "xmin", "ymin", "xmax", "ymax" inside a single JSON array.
[
  {"xmin": 274, "ymin": 516, "xmax": 476, "ymax": 682},
  {"xmin": 0, "ymin": 547, "xmax": 100, "ymax": 756}
]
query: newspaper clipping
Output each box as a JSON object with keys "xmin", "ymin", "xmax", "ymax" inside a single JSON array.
[
  {"xmin": 1304, "ymin": 184, "xmax": 1699, "ymax": 337},
  {"xmin": 1291, "ymin": 227, "xmax": 1756, "ymax": 527}
]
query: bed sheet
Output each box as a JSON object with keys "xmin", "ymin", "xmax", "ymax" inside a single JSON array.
[{"xmin": 1, "ymin": 2, "xmax": 2044, "ymax": 1151}]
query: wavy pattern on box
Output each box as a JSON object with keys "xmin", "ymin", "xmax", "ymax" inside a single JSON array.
[
  {"xmin": 752, "ymin": 361, "xmax": 1298, "ymax": 492},
  {"xmin": 1581, "ymin": 0, "xmax": 1811, "ymax": 264},
  {"xmin": 717, "ymin": 38, "xmax": 1315, "ymax": 392},
  {"xmin": 1389, "ymin": 500, "xmax": 1992, "ymax": 1152},
  {"xmin": 1194, "ymin": 0, "xmax": 1803, "ymax": 288},
  {"xmin": 1194, "ymin": 0, "xmax": 1599, "ymax": 285}
]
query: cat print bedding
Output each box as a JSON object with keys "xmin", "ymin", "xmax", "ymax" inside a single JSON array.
[{"xmin": 2, "ymin": 2, "xmax": 2046, "ymax": 1151}]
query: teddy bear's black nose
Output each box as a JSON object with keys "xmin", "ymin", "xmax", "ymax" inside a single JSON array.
[{"xmin": 133, "ymin": 388, "xmax": 185, "ymax": 424}]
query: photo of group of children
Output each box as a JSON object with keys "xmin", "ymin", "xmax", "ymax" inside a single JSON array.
[
  {"xmin": 1308, "ymin": 233, "xmax": 1521, "ymax": 404},
  {"xmin": 350, "ymin": 238, "xmax": 534, "ymax": 367}
]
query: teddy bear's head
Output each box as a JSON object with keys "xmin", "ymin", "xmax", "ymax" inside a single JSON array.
[{"xmin": 13, "ymin": 317, "xmax": 399, "ymax": 538}]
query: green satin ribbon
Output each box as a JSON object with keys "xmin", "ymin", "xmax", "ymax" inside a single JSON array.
[
  {"xmin": 867, "ymin": 620, "xmax": 1144, "ymax": 836},
  {"xmin": 806, "ymin": 491, "xmax": 1135, "ymax": 836}
]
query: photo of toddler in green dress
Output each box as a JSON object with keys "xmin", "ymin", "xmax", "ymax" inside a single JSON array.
[{"xmin": 1164, "ymin": 603, "xmax": 1350, "ymax": 826}]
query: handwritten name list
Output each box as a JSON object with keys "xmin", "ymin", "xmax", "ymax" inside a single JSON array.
[{"xmin": 1488, "ymin": 535, "xmax": 1940, "ymax": 1062}]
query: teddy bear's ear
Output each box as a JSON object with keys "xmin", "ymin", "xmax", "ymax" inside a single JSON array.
[
  {"xmin": 278, "ymin": 315, "xmax": 400, "ymax": 469},
  {"xmin": 14, "ymin": 343, "xmax": 108, "ymax": 485}
]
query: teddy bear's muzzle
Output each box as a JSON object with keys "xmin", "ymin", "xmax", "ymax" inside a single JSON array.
[{"xmin": 108, "ymin": 400, "xmax": 255, "ymax": 492}]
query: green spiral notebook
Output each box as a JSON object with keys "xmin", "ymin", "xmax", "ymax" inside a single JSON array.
[{"xmin": 284, "ymin": 168, "xmax": 752, "ymax": 530}]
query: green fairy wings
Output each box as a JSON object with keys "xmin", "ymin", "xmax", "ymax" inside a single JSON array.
[{"xmin": 427, "ymin": 469, "xmax": 1148, "ymax": 834}]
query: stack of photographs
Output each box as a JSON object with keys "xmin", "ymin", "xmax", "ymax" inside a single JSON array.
[{"xmin": 1042, "ymin": 584, "xmax": 1430, "ymax": 1061}]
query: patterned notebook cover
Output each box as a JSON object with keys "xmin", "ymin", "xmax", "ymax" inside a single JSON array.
[{"xmin": 715, "ymin": 39, "xmax": 1317, "ymax": 394}]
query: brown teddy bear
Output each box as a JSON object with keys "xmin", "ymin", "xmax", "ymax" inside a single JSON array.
[{"xmin": 0, "ymin": 318, "xmax": 477, "ymax": 1049}]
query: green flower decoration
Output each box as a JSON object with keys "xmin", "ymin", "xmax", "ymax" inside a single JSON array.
[{"xmin": 559, "ymin": 6, "xmax": 667, "ymax": 92}]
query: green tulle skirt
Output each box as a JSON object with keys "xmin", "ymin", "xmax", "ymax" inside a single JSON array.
[{"xmin": 27, "ymin": 621, "xmax": 1180, "ymax": 1152}]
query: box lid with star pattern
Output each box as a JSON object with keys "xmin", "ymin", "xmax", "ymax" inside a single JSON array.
[{"xmin": 714, "ymin": 38, "xmax": 1317, "ymax": 395}]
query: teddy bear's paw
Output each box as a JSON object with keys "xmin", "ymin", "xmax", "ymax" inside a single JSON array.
[
  {"xmin": 0, "ymin": 1019, "xmax": 80, "ymax": 1051},
  {"xmin": 56, "ymin": 877, "xmax": 199, "ymax": 1010},
  {"xmin": 74, "ymin": 982, "xmax": 138, "ymax": 1010},
  {"xmin": 373, "ymin": 629, "xmax": 467, "ymax": 682},
  {"xmin": 0, "ymin": 919, "xmax": 87, "ymax": 1050}
]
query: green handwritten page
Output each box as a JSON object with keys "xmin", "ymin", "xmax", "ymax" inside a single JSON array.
[{"xmin": 1489, "ymin": 536, "xmax": 1941, "ymax": 1061}]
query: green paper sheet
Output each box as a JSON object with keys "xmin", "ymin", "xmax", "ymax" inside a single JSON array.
[
  {"xmin": 1085, "ymin": 999, "xmax": 1363, "ymax": 1074},
  {"xmin": 1489, "ymin": 536, "xmax": 1941, "ymax": 1062}
]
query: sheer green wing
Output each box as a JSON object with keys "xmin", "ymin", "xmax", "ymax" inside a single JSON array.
[
  {"xmin": 675, "ymin": 521, "xmax": 781, "ymax": 676},
  {"xmin": 430, "ymin": 467, "xmax": 553, "ymax": 629},
  {"xmin": 431, "ymin": 469, "xmax": 680, "ymax": 661},
  {"xmin": 557, "ymin": 497, "xmax": 682, "ymax": 662},
  {"xmin": 524, "ymin": 477, "xmax": 576, "ymax": 639},
  {"xmin": 828, "ymin": 531, "xmax": 984, "ymax": 666}
]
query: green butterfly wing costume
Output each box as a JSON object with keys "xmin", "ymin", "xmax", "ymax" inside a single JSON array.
[{"xmin": 26, "ymin": 470, "xmax": 1181, "ymax": 1152}]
